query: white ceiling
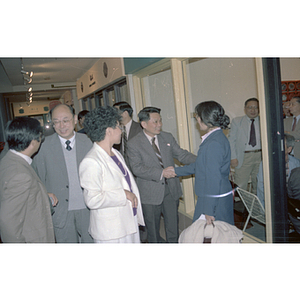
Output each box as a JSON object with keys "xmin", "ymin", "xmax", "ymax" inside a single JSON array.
[{"xmin": 0, "ymin": 58, "xmax": 100, "ymax": 102}]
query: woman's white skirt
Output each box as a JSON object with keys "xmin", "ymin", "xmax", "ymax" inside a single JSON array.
[{"xmin": 94, "ymin": 215, "xmax": 140, "ymax": 243}]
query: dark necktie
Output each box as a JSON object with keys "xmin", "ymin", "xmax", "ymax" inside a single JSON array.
[
  {"xmin": 151, "ymin": 137, "xmax": 164, "ymax": 168},
  {"xmin": 292, "ymin": 117, "xmax": 297, "ymax": 131},
  {"xmin": 65, "ymin": 140, "xmax": 72, "ymax": 151},
  {"xmin": 123, "ymin": 126, "xmax": 127, "ymax": 156},
  {"xmin": 249, "ymin": 119, "xmax": 256, "ymax": 147}
]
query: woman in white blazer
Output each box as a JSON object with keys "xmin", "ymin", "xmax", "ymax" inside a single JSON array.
[{"xmin": 79, "ymin": 106, "xmax": 144, "ymax": 243}]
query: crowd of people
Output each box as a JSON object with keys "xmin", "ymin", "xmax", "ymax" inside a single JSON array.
[{"xmin": 0, "ymin": 96, "xmax": 299, "ymax": 243}]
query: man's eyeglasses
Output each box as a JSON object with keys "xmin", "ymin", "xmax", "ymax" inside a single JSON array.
[{"xmin": 52, "ymin": 118, "xmax": 73, "ymax": 126}]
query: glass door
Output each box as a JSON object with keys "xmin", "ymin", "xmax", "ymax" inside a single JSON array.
[{"xmin": 182, "ymin": 57, "xmax": 267, "ymax": 242}]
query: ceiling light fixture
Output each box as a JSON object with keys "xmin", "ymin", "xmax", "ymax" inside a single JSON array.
[{"xmin": 20, "ymin": 58, "xmax": 34, "ymax": 105}]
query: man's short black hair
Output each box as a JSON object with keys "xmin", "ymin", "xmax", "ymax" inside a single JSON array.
[
  {"xmin": 6, "ymin": 117, "xmax": 44, "ymax": 151},
  {"xmin": 113, "ymin": 101, "xmax": 133, "ymax": 118},
  {"xmin": 244, "ymin": 98, "xmax": 259, "ymax": 107},
  {"xmin": 138, "ymin": 107, "xmax": 161, "ymax": 122},
  {"xmin": 78, "ymin": 110, "xmax": 89, "ymax": 120}
]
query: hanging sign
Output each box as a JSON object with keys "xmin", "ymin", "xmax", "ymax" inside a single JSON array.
[{"xmin": 76, "ymin": 58, "xmax": 125, "ymax": 99}]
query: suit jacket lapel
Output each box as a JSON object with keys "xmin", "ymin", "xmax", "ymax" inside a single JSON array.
[
  {"xmin": 51, "ymin": 134, "xmax": 68, "ymax": 175},
  {"xmin": 157, "ymin": 134, "xmax": 168, "ymax": 165},
  {"xmin": 241, "ymin": 116, "xmax": 249, "ymax": 138},
  {"xmin": 140, "ymin": 132, "xmax": 162, "ymax": 167},
  {"xmin": 75, "ymin": 133, "xmax": 86, "ymax": 169}
]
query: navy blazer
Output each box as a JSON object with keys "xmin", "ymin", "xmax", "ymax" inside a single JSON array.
[{"xmin": 175, "ymin": 129, "xmax": 234, "ymax": 224}]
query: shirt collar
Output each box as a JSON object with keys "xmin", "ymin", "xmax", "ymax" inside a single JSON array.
[
  {"xmin": 143, "ymin": 131, "xmax": 158, "ymax": 144},
  {"xmin": 294, "ymin": 115, "xmax": 300, "ymax": 122},
  {"xmin": 10, "ymin": 149, "xmax": 32, "ymax": 165},
  {"xmin": 246, "ymin": 116, "xmax": 259, "ymax": 122},
  {"xmin": 125, "ymin": 119, "xmax": 132, "ymax": 134},
  {"xmin": 201, "ymin": 127, "xmax": 221, "ymax": 143},
  {"xmin": 58, "ymin": 131, "xmax": 76, "ymax": 148}
]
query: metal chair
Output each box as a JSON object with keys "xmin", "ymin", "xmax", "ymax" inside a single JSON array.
[{"xmin": 236, "ymin": 187, "xmax": 266, "ymax": 232}]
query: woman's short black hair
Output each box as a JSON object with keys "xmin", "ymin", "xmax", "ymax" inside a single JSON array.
[
  {"xmin": 83, "ymin": 106, "xmax": 122, "ymax": 142},
  {"xmin": 138, "ymin": 106, "xmax": 161, "ymax": 122},
  {"xmin": 195, "ymin": 101, "xmax": 230, "ymax": 130},
  {"xmin": 6, "ymin": 117, "xmax": 44, "ymax": 151}
]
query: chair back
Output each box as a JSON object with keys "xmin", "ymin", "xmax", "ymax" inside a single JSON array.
[{"xmin": 236, "ymin": 187, "xmax": 266, "ymax": 230}]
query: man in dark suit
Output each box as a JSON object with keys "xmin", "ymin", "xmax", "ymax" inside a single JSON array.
[
  {"xmin": 113, "ymin": 101, "xmax": 145, "ymax": 241},
  {"xmin": 32, "ymin": 104, "xmax": 93, "ymax": 243},
  {"xmin": 0, "ymin": 117, "xmax": 55, "ymax": 243},
  {"xmin": 113, "ymin": 101, "xmax": 143, "ymax": 165},
  {"xmin": 127, "ymin": 106, "xmax": 196, "ymax": 243},
  {"xmin": 77, "ymin": 109, "xmax": 89, "ymax": 134},
  {"xmin": 287, "ymin": 167, "xmax": 300, "ymax": 235}
]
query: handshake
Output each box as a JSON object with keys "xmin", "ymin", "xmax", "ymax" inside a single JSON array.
[{"xmin": 163, "ymin": 166, "xmax": 176, "ymax": 178}]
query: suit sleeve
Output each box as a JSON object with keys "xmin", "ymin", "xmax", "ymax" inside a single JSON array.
[
  {"xmin": 288, "ymin": 168, "xmax": 300, "ymax": 199},
  {"xmin": 170, "ymin": 134, "xmax": 197, "ymax": 165},
  {"xmin": 175, "ymin": 162, "xmax": 196, "ymax": 177},
  {"xmin": 32, "ymin": 147, "xmax": 47, "ymax": 184},
  {"xmin": 227, "ymin": 118, "xmax": 238, "ymax": 160},
  {"xmin": 0, "ymin": 173, "xmax": 32, "ymax": 242},
  {"xmin": 127, "ymin": 142, "xmax": 164, "ymax": 182},
  {"xmin": 256, "ymin": 162, "xmax": 264, "ymax": 207},
  {"xmin": 200, "ymin": 140, "xmax": 226, "ymax": 216}
]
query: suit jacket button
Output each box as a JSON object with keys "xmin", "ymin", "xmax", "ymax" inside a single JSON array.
[
  {"xmin": 66, "ymin": 199, "xmax": 68, "ymax": 202},
  {"xmin": 66, "ymin": 185, "xmax": 69, "ymax": 188}
]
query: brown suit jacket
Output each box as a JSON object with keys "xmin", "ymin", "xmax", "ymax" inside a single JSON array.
[{"xmin": 0, "ymin": 151, "xmax": 55, "ymax": 243}]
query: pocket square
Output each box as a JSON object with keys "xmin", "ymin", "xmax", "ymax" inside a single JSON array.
[{"xmin": 167, "ymin": 143, "xmax": 170, "ymax": 146}]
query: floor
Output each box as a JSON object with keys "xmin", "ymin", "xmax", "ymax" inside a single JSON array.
[
  {"xmin": 157, "ymin": 199, "xmax": 300, "ymax": 243},
  {"xmin": 234, "ymin": 197, "xmax": 300, "ymax": 243}
]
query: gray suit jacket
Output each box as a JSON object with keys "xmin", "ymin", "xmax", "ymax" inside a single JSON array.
[
  {"xmin": 0, "ymin": 151, "xmax": 55, "ymax": 242},
  {"xmin": 32, "ymin": 132, "xmax": 93, "ymax": 228},
  {"xmin": 127, "ymin": 131, "xmax": 196, "ymax": 205},
  {"xmin": 228, "ymin": 115, "xmax": 260, "ymax": 169},
  {"xmin": 284, "ymin": 117, "xmax": 300, "ymax": 160}
]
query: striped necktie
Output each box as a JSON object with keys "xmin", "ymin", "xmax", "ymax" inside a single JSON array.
[
  {"xmin": 151, "ymin": 137, "xmax": 164, "ymax": 168},
  {"xmin": 122, "ymin": 126, "xmax": 127, "ymax": 156}
]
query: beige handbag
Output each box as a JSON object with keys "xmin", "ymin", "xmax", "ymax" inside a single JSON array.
[{"xmin": 178, "ymin": 219, "xmax": 243, "ymax": 243}]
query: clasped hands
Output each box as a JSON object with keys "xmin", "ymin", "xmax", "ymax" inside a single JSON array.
[{"xmin": 163, "ymin": 166, "xmax": 176, "ymax": 178}]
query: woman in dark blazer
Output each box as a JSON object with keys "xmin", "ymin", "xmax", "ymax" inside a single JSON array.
[{"xmin": 175, "ymin": 101, "xmax": 234, "ymax": 225}]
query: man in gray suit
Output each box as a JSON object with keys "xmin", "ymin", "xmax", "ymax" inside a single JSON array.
[
  {"xmin": 284, "ymin": 96, "xmax": 300, "ymax": 160},
  {"xmin": 32, "ymin": 104, "xmax": 93, "ymax": 243},
  {"xmin": 228, "ymin": 98, "xmax": 261, "ymax": 194},
  {"xmin": 127, "ymin": 106, "xmax": 196, "ymax": 243},
  {"xmin": 0, "ymin": 117, "xmax": 55, "ymax": 243}
]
